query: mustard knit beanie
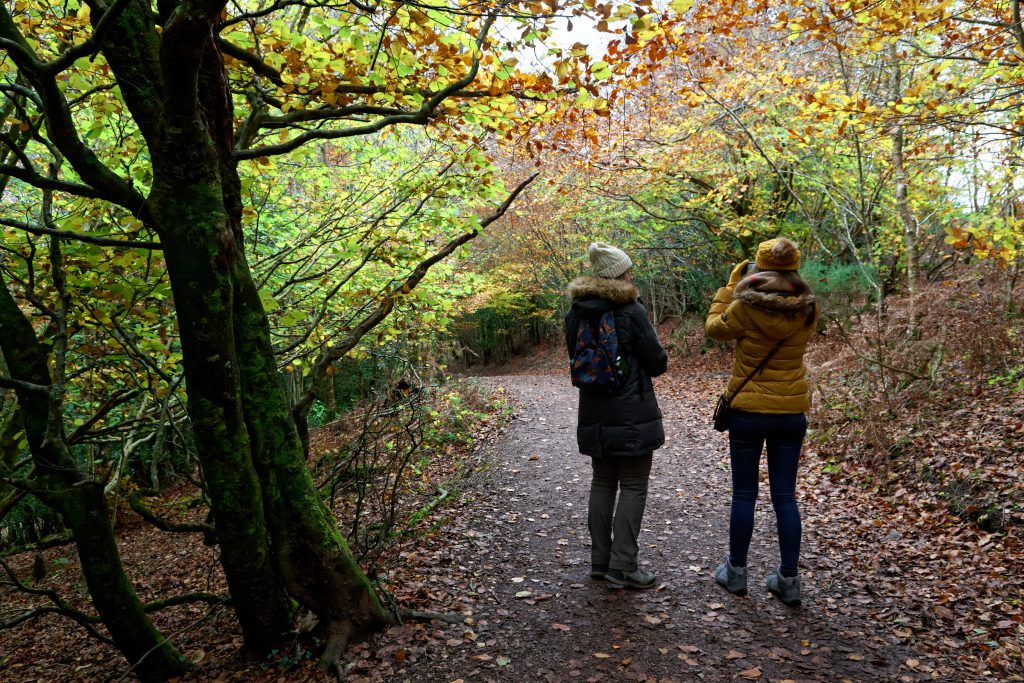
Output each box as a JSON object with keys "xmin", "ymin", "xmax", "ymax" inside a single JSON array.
[
  {"xmin": 755, "ymin": 237, "xmax": 801, "ymax": 271},
  {"xmin": 588, "ymin": 242, "xmax": 633, "ymax": 278}
]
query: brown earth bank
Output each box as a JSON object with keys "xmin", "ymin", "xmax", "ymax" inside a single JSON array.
[{"xmin": 1, "ymin": 365, "xmax": 1021, "ymax": 682}]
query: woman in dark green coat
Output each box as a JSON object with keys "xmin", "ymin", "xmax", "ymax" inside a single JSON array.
[{"xmin": 565, "ymin": 242, "xmax": 668, "ymax": 589}]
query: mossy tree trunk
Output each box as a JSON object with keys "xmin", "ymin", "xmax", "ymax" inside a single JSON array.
[
  {"xmin": 138, "ymin": 8, "xmax": 295, "ymax": 654},
  {"xmin": 198, "ymin": 25, "xmax": 389, "ymax": 656},
  {"xmin": 102, "ymin": 0, "xmax": 386, "ymax": 658}
]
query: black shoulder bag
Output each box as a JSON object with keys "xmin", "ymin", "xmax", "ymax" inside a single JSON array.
[{"xmin": 713, "ymin": 338, "xmax": 786, "ymax": 432}]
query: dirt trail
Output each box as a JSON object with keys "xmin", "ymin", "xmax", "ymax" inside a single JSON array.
[{"xmin": 401, "ymin": 373, "xmax": 930, "ymax": 683}]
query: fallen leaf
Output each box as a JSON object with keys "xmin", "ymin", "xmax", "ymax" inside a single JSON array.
[
  {"xmin": 739, "ymin": 667, "xmax": 762, "ymax": 679},
  {"xmin": 725, "ymin": 650, "xmax": 745, "ymax": 660},
  {"xmin": 551, "ymin": 623, "xmax": 571, "ymax": 632},
  {"xmin": 594, "ymin": 652, "xmax": 611, "ymax": 659}
]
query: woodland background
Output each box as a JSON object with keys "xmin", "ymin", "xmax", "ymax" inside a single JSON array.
[{"xmin": 0, "ymin": 0, "xmax": 1021, "ymax": 680}]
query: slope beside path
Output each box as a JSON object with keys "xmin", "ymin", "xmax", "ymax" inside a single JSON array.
[{"xmin": 390, "ymin": 373, "xmax": 935, "ymax": 683}]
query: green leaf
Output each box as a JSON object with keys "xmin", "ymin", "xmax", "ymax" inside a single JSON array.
[{"xmin": 591, "ymin": 61, "xmax": 612, "ymax": 80}]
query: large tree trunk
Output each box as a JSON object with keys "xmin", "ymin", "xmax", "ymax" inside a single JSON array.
[
  {"xmin": 195, "ymin": 30, "xmax": 390, "ymax": 657},
  {"xmin": 231, "ymin": 262, "xmax": 389, "ymax": 655},
  {"xmin": 147, "ymin": 179, "xmax": 294, "ymax": 656},
  {"xmin": 0, "ymin": 280, "xmax": 186, "ymax": 682},
  {"xmin": 87, "ymin": 0, "xmax": 293, "ymax": 655}
]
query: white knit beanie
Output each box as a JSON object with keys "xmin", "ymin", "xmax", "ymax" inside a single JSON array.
[{"xmin": 588, "ymin": 242, "xmax": 632, "ymax": 278}]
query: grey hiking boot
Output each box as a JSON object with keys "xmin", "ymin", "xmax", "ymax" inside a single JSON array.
[
  {"xmin": 591, "ymin": 564, "xmax": 608, "ymax": 580},
  {"xmin": 766, "ymin": 568, "xmax": 801, "ymax": 606},
  {"xmin": 714, "ymin": 559, "xmax": 748, "ymax": 596},
  {"xmin": 606, "ymin": 567, "xmax": 657, "ymax": 589}
]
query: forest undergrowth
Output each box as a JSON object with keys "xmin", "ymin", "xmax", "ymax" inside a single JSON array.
[
  {"xmin": 0, "ymin": 377, "xmax": 519, "ymax": 682},
  {"xmin": 803, "ymin": 266, "xmax": 1024, "ymax": 679}
]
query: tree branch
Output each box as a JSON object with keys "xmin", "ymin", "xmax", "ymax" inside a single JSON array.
[
  {"xmin": 294, "ymin": 170, "xmax": 538, "ymax": 415},
  {"xmin": 44, "ymin": 0, "xmax": 136, "ymax": 74},
  {"xmin": 127, "ymin": 494, "xmax": 218, "ymax": 538},
  {"xmin": 0, "ymin": 216, "xmax": 161, "ymax": 250},
  {"xmin": 67, "ymin": 389, "xmax": 143, "ymax": 445},
  {"xmin": 0, "ymin": 7, "xmax": 146, "ymax": 214},
  {"xmin": 0, "ymin": 557, "xmax": 114, "ymax": 645},
  {"xmin": 142, "ymin": 592, "xmax": 231, "ymax": 612},
  {"xmin": 0, "ymin": 375, "xmax": 49, "ymax": 395},
  {"xmin": 236, "ymin": 11, "xmax": 497, "ymax": 159},
  {"xmin": 0, "ymin": 488, "xmax": 27, "ymax": 523},
  {"xmin": 0, "ymin": 164, "xmax": 109, "ymax": 199}
]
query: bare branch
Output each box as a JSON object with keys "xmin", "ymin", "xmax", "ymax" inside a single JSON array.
[
  {"xmin": 0, "ymin": 557, "xmax": 114, "ymax": 645},
  {"xmin": 127, "ymin": 494, "xmax": 218, "ymax": 538},
  {"xmin": 142, "ymin": 592, "xmax": 230, "ymax": 612}
]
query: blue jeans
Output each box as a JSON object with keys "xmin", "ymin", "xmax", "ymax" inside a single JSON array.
[{"xmin": 727, "ymin": 410, "xmax": 806, "ymax": 577}]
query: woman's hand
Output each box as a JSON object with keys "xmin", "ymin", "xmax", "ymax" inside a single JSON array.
[{"xmin": 727, "ymin": 259, "xmax": 750, "ymax": 287}]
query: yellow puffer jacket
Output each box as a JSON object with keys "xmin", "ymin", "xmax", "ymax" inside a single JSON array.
[{"xmin": 705, "ymin": 272, "xmax": 818, "ymax": 414}]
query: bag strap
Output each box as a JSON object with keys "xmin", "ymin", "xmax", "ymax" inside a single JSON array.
[{"xmin": 726, "ymin": 338, "xmax": 786, "ymax": 401}]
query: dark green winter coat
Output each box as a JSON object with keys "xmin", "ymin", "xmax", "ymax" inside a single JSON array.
[{"xmin": 565, "ymin": 276, "xmax": 668, "ymax": 458}]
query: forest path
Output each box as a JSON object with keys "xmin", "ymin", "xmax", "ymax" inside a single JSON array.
[{"xmin": 402, "ymin": 373, "xmax": 931, "ymax": 683}]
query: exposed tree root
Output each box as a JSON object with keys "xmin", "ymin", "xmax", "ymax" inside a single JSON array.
[{"xmin": 318, "ymin": 618, "xmax": 353, "ymax": 674}]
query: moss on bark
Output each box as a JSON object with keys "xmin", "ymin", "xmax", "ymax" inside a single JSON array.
[
  {"xmin": 231, "ymin": 246, "xmax": 389, "ymax": 647},
  {"xmin": 148, "ymin": 175, "xmax": 293, "ymax": 655}
]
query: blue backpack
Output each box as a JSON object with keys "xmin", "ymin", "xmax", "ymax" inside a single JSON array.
[{"xmin": 570, "ymin": 311, "xmax": 627, "ymax": 393}]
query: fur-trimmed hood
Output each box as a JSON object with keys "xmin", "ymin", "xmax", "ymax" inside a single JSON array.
[
  {"xmin": 567, "ymin": 276, "xmax": 639, "ymax": 305},
  {"xmin": 734, "ymin": 271, "xmax": 816, "ymax": 318}
]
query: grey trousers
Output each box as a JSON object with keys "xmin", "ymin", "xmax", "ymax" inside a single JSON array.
[{"xmin": 588, "ymin": 453, "xmax": 653, "ymax": 573}]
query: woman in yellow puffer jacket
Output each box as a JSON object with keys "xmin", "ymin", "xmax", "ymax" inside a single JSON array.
[{"xmin": 705, "ymin": 237, "xmax": 817, "ymax": 607}]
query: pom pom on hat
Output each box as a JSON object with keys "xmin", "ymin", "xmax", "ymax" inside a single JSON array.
[
  {"xmin": 755, "ymin": 237, "xmax": 801, "ymax": 271},
  {"xmin": 588, "ymin": 242, "xmax": 633, "ymax": 278}
]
